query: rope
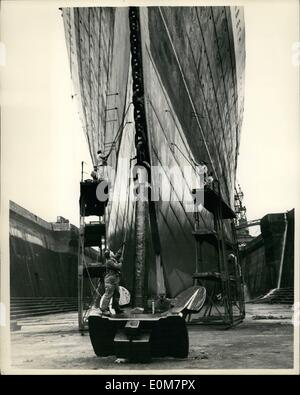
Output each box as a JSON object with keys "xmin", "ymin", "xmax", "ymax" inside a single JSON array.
[
  {"xmin": 80, "ymin": 161, "xmax": 133, "ymax": 307},
  {"xmin": 121, "ymin": 157, "xmax": 135, "ymax": 258},
  {"xmin": 101, "ymin": 102, "xmax": 133, "ymax": 162},
  {"xmin": 158, "ymin": 8, "xmax": 217, "ymax": 179},
  {"xmin": 81, "ymin": 100, "xmax": 133, "ymax": 309},
  {"xmin": 80, "ymin": 236, "xmax": 102, "ymax": 297},
  {"xmin": 170, "ymin": 142, "xmax": 197, "ymax": 170},
  {"xmin": 79, "ymin": 235, "xmax": 104, "ymax": 320}
]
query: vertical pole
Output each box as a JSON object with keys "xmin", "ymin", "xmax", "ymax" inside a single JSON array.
[
  {"xmin": 213, "ymin": 180, "xmax": 232, "ymax": 325},
  {"xmin": 231, "ymin": 219, "xmax": 245, "ymax": 318},
  {"xmin": 194, "ymin": 212, "xmax": 198, "ymax": 274},
  {"xmin": 155, "ymin": 254, "xmax": 166, "ymax": 295},
  {"xmin": 81, "ymin": 161, "xmax": 84, "ymax": 182},
  {"xmin": 218, "ymin": 204, "xmax": 233, "ymax": 325},
  {"xmin": 134, "ymin": 196, "xmax": 147, "ymax": 307},
  {"xmin": 195, "ymin": 241, "xmax": 199, "ymax": 274},
  {"xmin": 78, "ymin": 222, "xmax": 84, "ymax": 331},
  {"xmin": 277, "ymin": 212, "xmax": 288, "ymax": 289},
  {"xmin": 78, "ymin": 189, "xmax": 85, "ymax": 331}
]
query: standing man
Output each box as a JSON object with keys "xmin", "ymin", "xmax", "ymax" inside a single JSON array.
[
  {"xmin": 200, "ymin": 161, "xmax": 208, "ymax": 185},
  {"xmin": 90, "ymin": 165, "xmax": 99, "ymax": 182},
  {"xmin": 97, "ymin": 150, "xmax": 108, "ymax": 166},
  {"xmin": 99, "ymin": 246, "xmax": 124, "ymax": 315},
  {"xmin": 228, "ymin": 253, "xmax": 241, "ymax": 277},
  {"xmin": 97, "ymin": 150, "xmax": 108, "ymax": 179},
  {"xmin": 190, "ymin": 157, "xmax": 208, "ymax": 186},
  {"xmin": 205, "ymin": 172, "xmax": 214, "ymax": 188}
]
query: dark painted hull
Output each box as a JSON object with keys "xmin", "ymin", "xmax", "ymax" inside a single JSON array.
[{"xmin": 63, "ymin": 6, "xmax": 245, "ymax": 298}]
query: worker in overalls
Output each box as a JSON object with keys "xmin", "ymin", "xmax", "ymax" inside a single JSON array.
[
  {"xmin": 90, "ymin": 165, "xmax": 99, "ymax": 182},
  {"xmin": 228, "ymin": 253, "xmax": 239, "ymax": 276},
  {"xmin": 191, "ymin": 157, "xmax": 208, "ymax": 187},
  {"xmin": 97, "ymin": 150, "xmax": 108, "ymax": 180},
  {"xmin": 205, "ymin": 172, "xmax": 214, "ymax": 188},
  {"xmin": 228, "ymin": 253, "xmax": 243, "ymax": 300},
  {"xmin": 100, "ymin": 246, "xmax": 124, "ymax": 315}
]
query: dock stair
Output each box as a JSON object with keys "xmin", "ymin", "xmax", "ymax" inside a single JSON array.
[
  {"xmin": 10, "ymin": 297, "xmax": 79, "ymax": 320},
  {"xmin": 250, "ymin": 287, "xmax": 294, "ymax": 305}
]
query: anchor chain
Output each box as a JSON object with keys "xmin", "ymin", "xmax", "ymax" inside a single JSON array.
[
  {"xmin": 129, "ymin": 7, "xmax": 151, "ymax": 308},
  {"xmin": 129, "ymin": 7, "xmax": 150, "ymax": 166}
]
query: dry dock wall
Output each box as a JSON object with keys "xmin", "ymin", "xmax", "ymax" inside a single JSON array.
[
  {"xmin": 241, "ymin": 209, "xmax": 294, "ymax": 299},
  {"xmin": 9, "ymin": 201, "xmax": 96, "ymax": 297}
]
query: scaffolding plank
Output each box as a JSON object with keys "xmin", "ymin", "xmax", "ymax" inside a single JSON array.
[
  {"xmin": 84, "ymin": 223, "xmax": 106, "ymax": 246},
  {"xmin": 80, "ymin": 181, "xmax": 108, "ymax": 217},
  {"xmin": 192, "ymin": 187, "xmax": 236, "ymax": 219}
]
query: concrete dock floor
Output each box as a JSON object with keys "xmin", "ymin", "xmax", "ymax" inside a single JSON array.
[{"xmin": 9, "ymin": 304, "xmax": 294, "ymax": 371}]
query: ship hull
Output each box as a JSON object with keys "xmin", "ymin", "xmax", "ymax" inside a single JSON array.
[{"xmin": 63, "ymin": 6, "xmax": 245, "ymax": 298}]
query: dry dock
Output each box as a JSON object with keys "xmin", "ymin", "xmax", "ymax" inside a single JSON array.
[{"xmin": 9, "ymin": 304, "xmax": 294, "ymax": 371}]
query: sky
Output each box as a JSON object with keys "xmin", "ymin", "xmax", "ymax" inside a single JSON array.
[
  {"xmin": 237, "ymin": 1, "xmax": 299, "ymax": 222},
  {"xmin": 1, "ymin": 0, "xmax": 299, "ymax": 228}
]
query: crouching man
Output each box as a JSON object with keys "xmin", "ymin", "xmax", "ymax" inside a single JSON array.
[{"xmin": 99, "ymin": 246, "xmax": 124, "ymax": 316}]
